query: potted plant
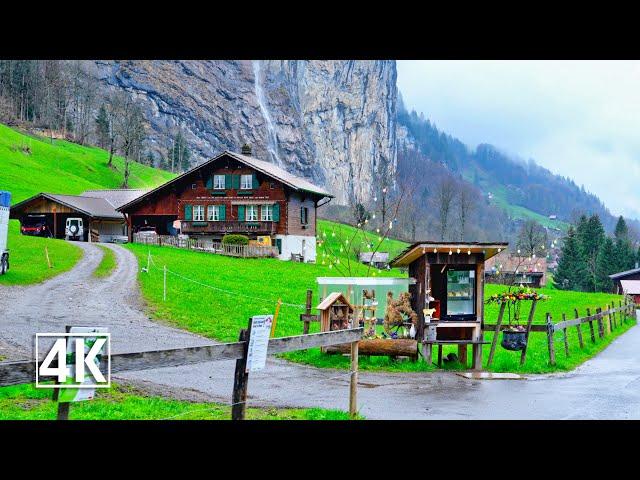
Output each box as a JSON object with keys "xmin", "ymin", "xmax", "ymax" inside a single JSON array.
[{"xmin": 486, "ymin": 287, "xmax": 547, "ymax": 351}]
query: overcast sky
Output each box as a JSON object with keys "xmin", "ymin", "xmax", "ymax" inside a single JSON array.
[{"xmin": 397, "ymin": 60, "xmax": 640, "ymax": 221}]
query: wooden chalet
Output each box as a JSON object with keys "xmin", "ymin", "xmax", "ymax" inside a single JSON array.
[
  {"xmin": 610, "ymin": 265, "xmax": 640, "ymax": 301},
  {"xmin": 485, "ymin": 250, "xmax": 548, "ymax": 287},
  {"xmin": 117, "ymin": 146, "xmax": 333, "ymax": 262}
]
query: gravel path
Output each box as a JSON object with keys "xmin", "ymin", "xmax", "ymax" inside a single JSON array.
[{"xmin": 1, "ymin": 243, "xmax": 639, "ymax": 419}]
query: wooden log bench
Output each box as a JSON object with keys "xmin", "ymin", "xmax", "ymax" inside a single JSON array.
[
  {"xmin": 422, "ymin": 340, "xmax": 491, "ymax": 370},
  {"xmin": 325, "ymin": 338, "xmax": 418, "ymax": 361}
]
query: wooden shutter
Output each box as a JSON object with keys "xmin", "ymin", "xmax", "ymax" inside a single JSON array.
[
  {"xmin": 273, "ymin": 203, "xmax": 280, "ymax": 222},
  {"xmin": 205, "ymin": 175, "xmax": 213, "ymax": 189},
  {"xmin": 184, "ymin": 204, "xmax": 193, "ymax": 221},
  {"xmin": 232, "ymin": 174, "xmax": 240, "ymax": 189},
  {"xmin": 219, "ymin": 204, "xmax": 226, "ymax": 221},
  {"xmin": 252, "ymin": 172, "xmax": 259, "ymax": 189},
  {"xmin": 225, "ymin": 174, "xmax": 232, "ymax": 189},
  {"xmin": 237, "ymin": 205, "xmax": 245, "ymax": 221}
]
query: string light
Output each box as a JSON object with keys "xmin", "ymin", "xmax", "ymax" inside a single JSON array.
[
  {"xmin": 433, "ymin": 248, "xmax": 437, "ymax": 253},
  {"xmin": 498, "ymin": 248, "xmax": 502, "ymax": 253},
  {"xmin": 467, "ymin": 249, "xmax": 471, "ymax": 255},
  {"xmin": 449, "ymin": 249, "xmax": 453, "ymax": 256},
  {"xmin": 456, "ymin": 248, "xmax": 461, "ymax": 254}
]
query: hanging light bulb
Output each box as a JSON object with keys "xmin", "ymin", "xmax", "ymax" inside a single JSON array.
[
  {"xmin": 456, "ymin": 248, "xmax": 461, "ymax": 254},
  {"xmin": 468, "ymin": 249, "xmax": 471, "ymax": 255},
  {"xmin": 332, "ymin": 231, "xmax": 335, "ymax": 237},
  {"xmin": 378, "ymin": 237, "xmax": 382, "ymax": 242},
  {"xmin": 449, "ymin": 249, "xmax": 453, "ymax": 256},
  {"xmin": 422, "ymin": 247, "xmax": 426, "ymax": 254},
  {"xmin": 376, "ymin": 228, "xmax": 380, "ymax": 233},
  {"xmin": 372, "ymin": 214, "xmax": 376, "ymax": 219},
  {"xmin": 498, "ymin": 248, "xmax": 502, "ymax": 253},
  {"xmin": 517, "ymin": 249, "xmax": 521, "ymax": 254},
  {"xmin": 374, "ymin": 196, "xmax": 378, "ymax": 202},
  {"xmin": 433, "ymin": 248, "xmax": 437, "ymax": 253},
  {"xmin": 389, "ymin": 221, "xmax": 393, "ymax": 229}
]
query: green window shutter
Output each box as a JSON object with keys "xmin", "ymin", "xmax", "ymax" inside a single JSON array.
[
  {"xmin": 272, "ymin": 203, "xmax": 280, "ymax": 222},
  {"xmin": 205, "ymin": 175, "xmax": 213, "ymax": 189},
  {"xmin": 232, "ymin": 174, "xmax": 240, "ymax": 189},
  {"xmin": 237, "ymin": 205, "xmax": 245, "ymax": 221},
  {"xmin": 225, "ymin": 174, "xmax": 232, "ymax": 189},
  {"xmin": 184, "ymin": 204, "xmax": 193, "ymax": 221},
  {"xmin": 252, "ymin": 172, "xmax": 259, "ymax": 189},
  {"xmin": 220, "ymin": 204, "xmax": 226, "ymax": 221}
]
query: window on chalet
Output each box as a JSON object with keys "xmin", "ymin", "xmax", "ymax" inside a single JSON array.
[
  {"xmin": 208, "ymin": 204, "xmax": 225, "ymax": 221},
  {"xmin": 240, "ymin": 174, "xmax": 253, "ymax": 190},
  {"xmin": 213, "ymin": 175, "xmax": 225, "ymax": 189},
  {"xmin": 261, "ymin": 204, "xmax": 273, "ymax": 221},
  {"xmin": 246, "ymin": 205, "xmax": 258, "ymax": 221},
  {"xmin": 300, "ymin": 206, "xmax": 309, "ymax": 225},
  {"xmin": 193, "ymin": 205, "xmax": 205, "ymax": 222}
]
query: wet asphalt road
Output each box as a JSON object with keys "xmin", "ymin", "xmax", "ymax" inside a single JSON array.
[{"xmin": 1, "ymin": 243, "xmax": 639, "ymax": 419}]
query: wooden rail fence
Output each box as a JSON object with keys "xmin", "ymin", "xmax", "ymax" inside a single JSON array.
[
  {"xmin": 134, "ymin": 234, "xmax": 279, "ymax": 259},
  {"xmin": 485, "ymin": 296, "xmax": 637, "ymax": 367},
  {"xmin": 0, "ymin": 325, "xmax": 363, "ymax": 420}
]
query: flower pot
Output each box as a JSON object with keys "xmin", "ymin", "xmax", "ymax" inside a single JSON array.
[{"xmin": 501, "ymin": 330, "xmax": 527, "ymax": 351}]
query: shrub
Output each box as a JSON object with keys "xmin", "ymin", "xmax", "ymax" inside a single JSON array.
[{"xmin": 222, "ymin": 234, "xmax": 249, "ymax": 246}]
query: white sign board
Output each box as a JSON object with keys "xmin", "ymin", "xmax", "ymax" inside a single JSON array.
[{"xmin": 246, "ymin": 315, "xmax": 273, "ymax": 373}]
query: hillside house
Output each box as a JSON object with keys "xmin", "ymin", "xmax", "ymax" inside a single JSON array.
[
  {"xmin": 484, "ymin": 250, "xmax": 548, "ymax": 288},
  {"xmin": 359, "ymin": 252, "xmax": 389, "ymax": 269},
  {"xmin": 610, "ymin": 266, "xmax": 640, "ymax": 301},
  {"xmin": 117, "ymin": 147, "xmax": 333, "ymax": 262}
]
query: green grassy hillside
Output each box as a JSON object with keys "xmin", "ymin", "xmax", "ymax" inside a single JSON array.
[{"xmin": 0, "ymin": 123, "xmax": 174, "ymax": 203}]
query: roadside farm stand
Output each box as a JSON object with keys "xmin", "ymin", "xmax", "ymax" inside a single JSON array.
[{"xmin": 390, "ymin": 241, "xmax": 508, "ymax": 369}]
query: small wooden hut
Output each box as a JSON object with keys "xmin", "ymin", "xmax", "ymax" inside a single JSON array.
[{"xmin": 317, "ymin": 292, "xmax": 355, "ymax": 332}]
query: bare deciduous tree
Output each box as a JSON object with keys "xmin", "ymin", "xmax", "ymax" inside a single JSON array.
[{"xmin": 435, "ymin": 176, "xmax": 456, "ymax": 240}]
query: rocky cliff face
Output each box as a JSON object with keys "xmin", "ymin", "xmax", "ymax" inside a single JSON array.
[{"xmin": 85, "ymin": 60, "xmax": 397, "ymax": 205}]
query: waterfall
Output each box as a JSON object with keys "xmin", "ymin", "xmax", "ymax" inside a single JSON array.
[{"xmin": 252, "ymin": 60, "xmax": 281, "ymax": 165}]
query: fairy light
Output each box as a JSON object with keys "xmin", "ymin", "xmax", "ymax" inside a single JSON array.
[
  {"xmin": 433, "ymin": 248, "xmax": 437, "ymax": 253},
  {"xmin": 456, "ymin": 248, "xmax": 461, "ymax": 254},
  {"xmin": 372, "ymin": 214, "xmax": 376, "ymax": 220},
  {"xmin": 498, "ymin": 248, "xmax": 502, "ymax": 253},
  {"xmin": 467, "ymin": 249, "xmax": 471, "ymax": 255},
  {"xmin": 389, "ymin": 221, "xmax": 393, "ymax": 229},
  {"xmin": 449, "ymin": 249, "xmax": 453, "ymax": 256}
]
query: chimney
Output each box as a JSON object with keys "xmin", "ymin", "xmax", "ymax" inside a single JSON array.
[{"xmin": 241, "ymin": 144, "xmax": 252, "ymax": 156}]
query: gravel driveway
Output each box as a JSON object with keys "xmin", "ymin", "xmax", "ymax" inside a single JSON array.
[{"xmin": 1, "ymin": 243, "xmax": 639, "ymax": 419}]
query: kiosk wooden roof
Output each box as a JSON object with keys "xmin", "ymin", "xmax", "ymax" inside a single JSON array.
[{"xmin": 390, "ymin": 242, "xmax": 509, "ymax": 267}]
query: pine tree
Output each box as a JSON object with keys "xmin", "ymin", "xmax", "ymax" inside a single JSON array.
[
  {"xmin": 612, "ymin": 216, "xmax": 635, "ymax": 274},
  {"xmin": 95, "ymin": 104, "xmax": 110, "ymax": 150},
  {"xmin": 554, "ymin": 226, "xmax": 583, "ymax": 290},
  {"xmin": 596, "ymin": 237, "xmax": 616, "ymax": 292},
  {"xmin": 576, "ymin": 214, "xmax": 605, "ymax": 292}
]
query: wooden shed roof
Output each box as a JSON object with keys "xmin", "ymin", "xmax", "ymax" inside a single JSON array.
[
  {"xmin": 316, "ymin": 292, "xmax": 354, "ymax": 311},
  {"xmin": 10, "ymin": 193, "xmax": 125, "ymax": 220},
  {"xmin": 390, "ymin": 241, "xmax": 509, "ymax": 267}
]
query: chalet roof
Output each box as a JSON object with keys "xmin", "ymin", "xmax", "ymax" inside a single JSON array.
[
  {"xmin": 390, "ymin": 241, "xmax": 509, "ymax": 267},
  {"xmin": 316, "ymin": 292, "xmax": 354, "ymax": 311},
  {"xmin": 10, "ymin": 193, "xmax": 123, "ymax": 220},
  {"xmin": 620, "ymin": 280, "xmax": 640, "ymax": 295},
  {"xmin": 609, "ymin": 267, "xmax": 640, "ymax": 280},
  {"xmin": 359, "ymin": 252, "xmax": 390, "ymax": 263},
  {"xmin": 117, "ymin": 150, "xmax": 333, "ymax": 212},
  {"xmin": 485, "ymin": 251, "xmax": 547, "ymax": 273},
  {"xmin": 81, "ymin": 189, "xmax": 148, "ymax": 209}
]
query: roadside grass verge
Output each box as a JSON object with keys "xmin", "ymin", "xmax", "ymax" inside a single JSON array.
[
  {"xmin": 125, "ymin": 220, "xmax": 633, "ymax": 374},
  {"xmin": 0, "ymin": 383, "xmax": 357, "ymax": 420},
  {"xmin": 0, "ymin": 220, "xmax": 82, "ymax": 286},
  {"xmin": 93, "ymin": 245, "xmax": 117, "ymax": 278}
]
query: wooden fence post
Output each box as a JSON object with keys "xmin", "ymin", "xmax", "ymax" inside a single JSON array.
[
  {"xmin": 350, "ymin": 339, "xmax": 359, "ymax": 419},
  {"xmin": 562, "ymin": 313, "xmax": 570, "ymax": 357},
  {"xmin": 620, "ymin": 300, "xmax": 624, "ymax": 323},
  {"xmin": 45, "ymin": 245, "xmax": 52, "ymax": 269},
  {"xmin": 596, "ymin": 307, "xmax": 604, "ymax": 338},
  {"xmin": 231, "ymin": 320, "xmax": 252, "ymax": 420},
  {"xmin": 520, "ymin": 299, "xmax": 537, "ymax": 365},
  {"xmin": 546, "ymin": 313, "xmax": 556, "ymax": 366},
  {"xmin": 55, "ymin": 325, "xmax": 72, "ymax": 420},
  {"xmin": 302, "ymin": 289, "xmax": 313, "ymax": 335},
  {"xmin": 487, "ymin": 302, "xmax": 506, "ymax": 367},
  {"xmin": 574, "ymin": 308, "xmax": 584, "ymax": 349},
  {"xmin": 163, "ymin": 265, "xmax": 167, "ymax": 302},
  {"xmin": 586, "ymin": 307, "xmax": 596, "ymax": 343}
]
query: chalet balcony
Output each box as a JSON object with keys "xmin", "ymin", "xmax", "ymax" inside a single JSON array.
[{"xmin": 180, "ymin": 220, "xmax": 276, "ymax": 235}]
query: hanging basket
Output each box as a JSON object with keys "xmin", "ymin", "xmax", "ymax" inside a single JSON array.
[{"xmin": 501, "ymin": 330, "xmax": 527, "ymax": 351}]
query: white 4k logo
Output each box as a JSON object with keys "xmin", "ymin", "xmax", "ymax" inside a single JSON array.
[{"xmin": 36, "ymin": 331, "xmax": 110, "ymax": 389}]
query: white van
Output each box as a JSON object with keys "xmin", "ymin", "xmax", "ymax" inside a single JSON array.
[{"xmin": 65, "ymin": 217, "xmax": 84, "ymax": 241}]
